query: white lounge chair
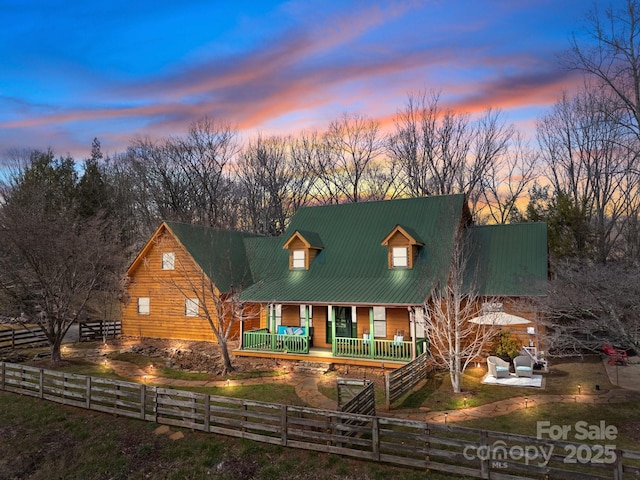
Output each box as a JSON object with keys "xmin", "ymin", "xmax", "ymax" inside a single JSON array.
[
  {"xmin": 513, "ymin": 355, "xmax": 533, "ymax": 377},
  {"xmin": 487, "ymin": 356, "xmax": 510, "ymax": 378}
]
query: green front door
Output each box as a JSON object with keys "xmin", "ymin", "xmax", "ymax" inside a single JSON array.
[{"xmin": 326, "ymin": 306, "xmax": 352, "ymax": 344}]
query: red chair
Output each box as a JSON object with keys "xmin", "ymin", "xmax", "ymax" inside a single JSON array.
[{"xmin": 602, "ymin": 344, "xmax": 628, "ymax": 365}]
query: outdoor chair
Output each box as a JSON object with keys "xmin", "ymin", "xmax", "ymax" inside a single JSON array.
[
  {"xmin": 602, "ymin": 344, "xmax": 628, "ymax": 365},
  {"xmin": 487, "ymin": 356, "xmax": 510, "ymax": 378},
  {"xmin": 513, "ymin": 355, "xmax": 534, "ymax": 377}
]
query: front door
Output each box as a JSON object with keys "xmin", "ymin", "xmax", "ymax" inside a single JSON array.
[{"xmin": 326, "ymin": 306, "xmax": 353, "ymax": 343}]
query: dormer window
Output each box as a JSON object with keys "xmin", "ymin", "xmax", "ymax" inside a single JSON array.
[
  {"xmin": 292, "ymin": 249, "xmax": 306, "ymax": 269},
  {"xmin": 381, "ymin": 225, "xmax": 424, "ymax": 270},
  {"xmin": 283, "ymin": 230, "xmax": 323, "ymax": 271},
  {"xmin": 392, "ymin": 247, "xmax": 408, "ymax": 268}
]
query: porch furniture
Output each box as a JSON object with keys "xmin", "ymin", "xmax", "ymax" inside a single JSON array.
[
  {"xmin": 393, "ymin": 329, "xmax": 405, "ymax": 346},
  {"xmin": 513, "ymin": 355, "xmax": 533, "ymax": 377},
  {"xmin": 487, "ymin": 356, "xmax": 510, "ymax": 378},
  {"xmin": 602, "ymin": 344, "xmax": 628, "ymax": 365},
  {"xmin": 521, "ymin": 346, "xmax": 548, "ymax": 371}
]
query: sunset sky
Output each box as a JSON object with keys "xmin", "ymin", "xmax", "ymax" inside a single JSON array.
[{"xmin": 0, "ymin": 0, "xmax": 594, "ymax": 159}]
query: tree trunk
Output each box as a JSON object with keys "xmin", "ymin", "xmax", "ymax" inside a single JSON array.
[
  {"xmin": 50, "ymin": 340, "xmax": 62, "ymax": 364},
  {"xmin": 219, "ymin": 338, "xmax": 235, "ymax": 375}
]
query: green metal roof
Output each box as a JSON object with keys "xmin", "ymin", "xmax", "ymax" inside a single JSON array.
[
  {"xmin": 466, "ymin": 222, "xmax": 548, "ymax": 296},
  {"xmin": 162, "ymin": 196, "xmax": 548, "ymax": 304},
  {"xmin": 240, "ymin": 195, "xmax": 468, "ymax": 305},
  {"xmin": 165, "ymin": 221, "xmax": 261, "ymax": 293}
]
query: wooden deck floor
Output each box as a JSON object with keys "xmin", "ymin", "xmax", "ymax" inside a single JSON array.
[{"xmin": 233, "ymin": 347, "xmax": 407, "ymax": 370}]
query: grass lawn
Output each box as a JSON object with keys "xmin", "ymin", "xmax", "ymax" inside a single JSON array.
[{"xmin": 0, "ymin": 392, "xmax": 457, "ymax": 480}]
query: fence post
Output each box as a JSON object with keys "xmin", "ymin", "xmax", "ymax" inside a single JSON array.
[
  {"xmin": 480, "ymin": 430, "xmax": 489, "ymax": 477},
  {"xmin": 385, "ymin": 374, "xmax": 390, "ymax": 411},
  {"xmin": 281, "ymin": 405, "xmax": 288, "ymax": 446},
  {"xmin": 39, "ymin": 369, "xmax": 44, "ymax": 399},
  {"xmin": 11, "ymin": 329, "xmax": 15, "ymax": 350},
  {"xmin": 371, "ymin": 417, "xmax": 380, "ymax": 461},
  {"xmin": 204, "ymin": 394, "xmax": 210, "ymax": 432},
  {"xmin": 86, "ymin": 376, "xmax": 91, "ymax": 409},
  {"xmin": 139, "ymin": 384, "xmax": 145, "ymax": 420},
  {"xmin": 613, "ymin": 449, "xmax": 623, "ymax": 480},
  {"xmin": 1, "ymin": 362, "xmax": 4, "ymax": 390}
]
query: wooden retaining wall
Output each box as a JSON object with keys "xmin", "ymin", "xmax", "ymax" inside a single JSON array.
[
  {"xmin": 385, "ymin": 351, "xmax": 431, "ymax": 409},
  {"xmin": 1, "ymin": 362, "xmax": 639, "ymax": 479}
]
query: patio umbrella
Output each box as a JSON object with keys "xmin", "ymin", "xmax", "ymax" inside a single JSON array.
[{"xmin": 469, "ymin": 312, "xmax": 531, "ymax": 326}]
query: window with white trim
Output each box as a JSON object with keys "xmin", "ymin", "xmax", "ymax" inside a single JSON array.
[
  {"xmin": 162, "ymin": 252, "xmax": 175, "ymax": 270},
  {"xmin": 414, "ymin": 307, "xmax": 426, "ymax": 338},
  {"xmin": 292, "ymin": 249, "xmax": 305, "ymax": 269},
  {"xmin": 185, "ymin": 298, "xmax": 199, "ymax": 317},
  {"xmin": 373, "ymin": 306, "xmax": 386, "ymax": 337},
  {"xmin": 299, "ymin": 305, "xmax": 313, "ymax": 327},
  {"xmin": 137, "ymin": 297, "xmax": 150, "ymax": 315},
  {"xmin": 392, "ymin": 247, "xmax": 408, "ymax": 268}
]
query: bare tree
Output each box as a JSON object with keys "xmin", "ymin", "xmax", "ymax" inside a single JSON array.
[
  {"xmin": 537, "ymin": 86, "xmax": 636, "ymax": 262},
  {"xmin": 423, "ymin": 227, "xmax": 498, "ymax": 393},
  {"xmin": 0, "ymin": 151, "xmax": 124, "ymax": 363},
  {"xmin": 567, "ymin": 0, "xmax": 640, "ymax": 140},
  {"xmin": 479, "ymin": 132, "xmax": 538, "ymax": 224},
  {"xmin": 389, "ymin": 91, "xmax": 513, "ymax": 218},
  {"xmin": 236, "ymin": 134, "xmax": 313, "ymax": 235},
  {"xmin": 319, "ymin": 112, "xmax": 387, "ymax": 203},
  {"xmin": 123, "ymin": 118, "xmax": 240, "ymax": 230},
  {"xmin": 543, "ymin": 259, "xmax": 640, "ymax": 355}
]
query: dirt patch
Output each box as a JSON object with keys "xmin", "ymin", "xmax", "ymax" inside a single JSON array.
[{"xmin": 66, "ymin": 337, "xmax": 290, "ymax": 379}]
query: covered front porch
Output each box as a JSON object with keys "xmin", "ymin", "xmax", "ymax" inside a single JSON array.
[{"xmin": 238, "ymin": 304, "xmax": 428, "ymax": 365}]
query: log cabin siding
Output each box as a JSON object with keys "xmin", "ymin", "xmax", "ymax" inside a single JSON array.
[{"xmin": 122, "ymin": 229, "xmax": 259, "ymax": 342}]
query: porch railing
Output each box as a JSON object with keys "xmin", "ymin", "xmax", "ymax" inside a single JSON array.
[
  {"xmin": 243, "ymin": 329, "xmax": 309, "ymax": 354},
  {"xmin": 334, "ymin": 337, "xmax": 414, "ymax": 361},
  {"xmin": 243, "ymin": 330, "xmax": 428, "ymax": 362}
]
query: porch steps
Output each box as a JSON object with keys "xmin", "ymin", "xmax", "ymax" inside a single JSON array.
[{"xmin": 293, "ymin": 361, "xmax": 333, "ymax": 375}]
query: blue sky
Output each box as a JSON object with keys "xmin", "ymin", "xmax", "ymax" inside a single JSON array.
[{"xmin": 0, "ymin": 0, "xmax": 593, "ymax": 158}]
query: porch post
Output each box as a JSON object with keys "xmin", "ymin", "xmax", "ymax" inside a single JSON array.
[
  {"xmin": 410, "ymin": 307, "xmax": 417, "ymax": 361},
  {"xmin": 270, "ymin": 304, "xmax": 275, "ymax": 351},
  {"xmin": 329, "ymin": 305, "xmax": 336, "ymax": 355},
  {"xmin": 305, "ymin": 305, "xmax": 310, "ymax": 352},
  {"xmin": 369, "ymin": 307, "xmax": 375, "ymax": 360},
  {"xmin": 239, "ymin": 306, "xmax": 244, "ymax": 349}
]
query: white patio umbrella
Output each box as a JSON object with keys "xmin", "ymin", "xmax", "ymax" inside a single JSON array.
[{"xmin": 469, "ymin": 312, "xmax": 531, "ymax": 326}]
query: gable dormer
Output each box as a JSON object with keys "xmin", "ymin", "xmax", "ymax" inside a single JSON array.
[
  {"xmin": 381, "ymin": 225, "xmax": 424, "ymax": 269},
  {"xmin": 283, "ymin": 230, "xmax": 323, "ymax": 270}
]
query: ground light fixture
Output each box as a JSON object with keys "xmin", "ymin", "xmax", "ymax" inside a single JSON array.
[
  {"xmin": 524, "ymin": 397, "xmax": 528, "ymax": 408},
  {"xmin": 578, "ymin": 384, "xmax": 581, "ymax": 394}
]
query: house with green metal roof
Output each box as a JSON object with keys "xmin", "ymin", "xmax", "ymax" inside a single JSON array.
[{"xmin": 121, "ymin": 194, "xmax": 548, "ymax": 367}]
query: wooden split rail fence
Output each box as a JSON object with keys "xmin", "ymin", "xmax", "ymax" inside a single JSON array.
[
  {"xmin": 78, "ymin": 320, "xmax": 121, "ymax": 342},
  {"xmin": 337, "ymin": 378, "xmax": 376, "ymax": 417},
  {"xmin": 2, "ymin": 362, "xmax": 639, "ymax": 479},
  {"xmin": 0, "ymin": 326, "xmax": 48, "ymax": 351},
  {"xmin": 385, "ymin": 351, "xmax": 432, "ymax": 409}
]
